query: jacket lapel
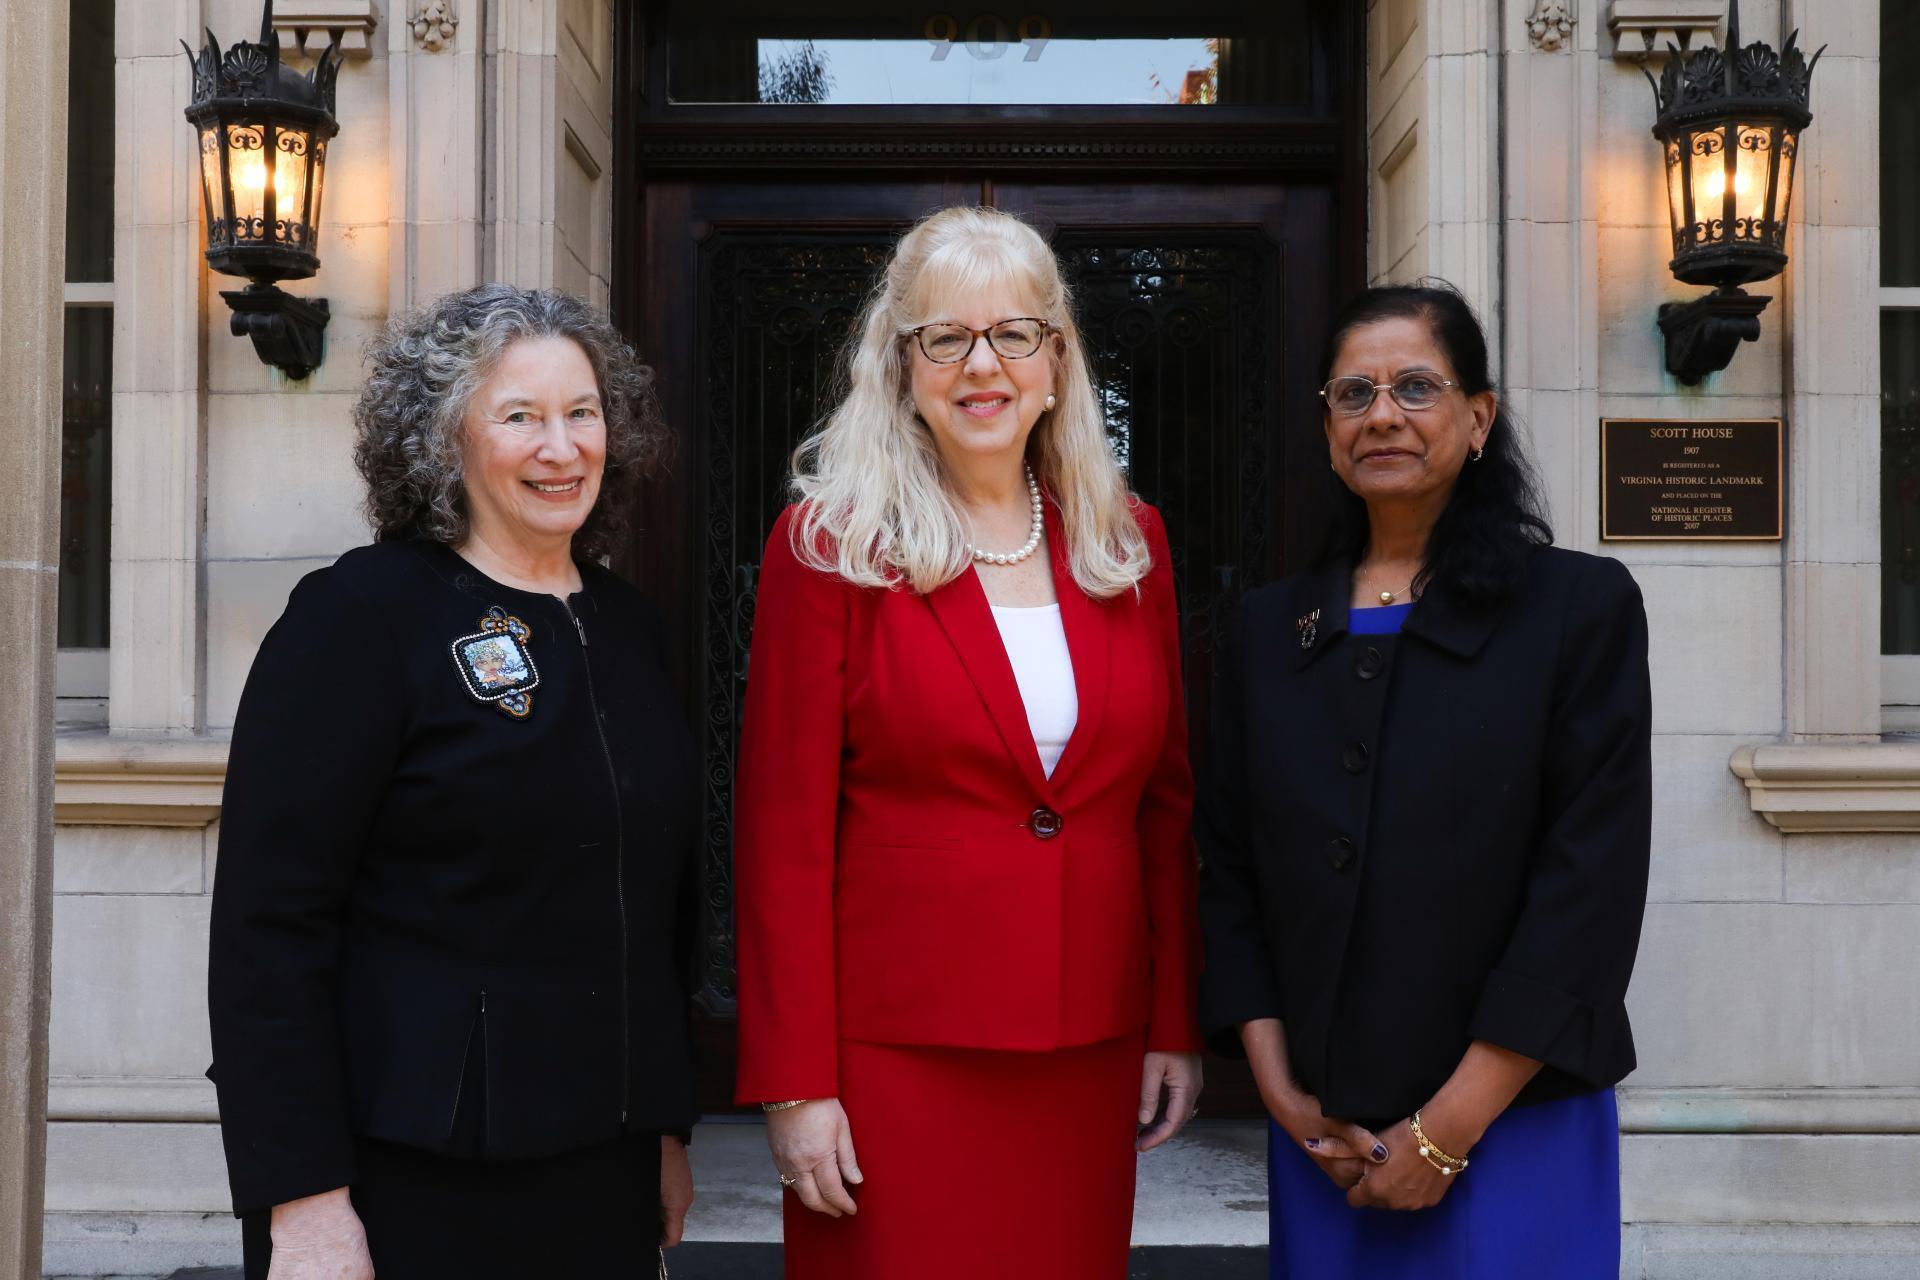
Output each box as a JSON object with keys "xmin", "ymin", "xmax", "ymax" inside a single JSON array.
[
  {"xmin": 1038, "ymin": 498, "xmax": 1107, "ymax": 789},
  {"xmin": 1401, "ymin": 573, "xmax": 1503, "ymax": 659},
  {"xmin": 1292, "ymin": 559, "xmax": 1354, "ymax": 669},
  {"xmin": 924, "ymin": 562, "xmax": 1055, "ymax": 801}
]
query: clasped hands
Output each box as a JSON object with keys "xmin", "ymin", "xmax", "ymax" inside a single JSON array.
[{"xmin": 1271, "ymin": 1089, "xmax": 1466, "ymax": 1212}]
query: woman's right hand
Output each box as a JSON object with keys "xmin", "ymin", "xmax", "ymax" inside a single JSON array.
[
  {"xmin": 266, "ymin": 1187, "xmax": 374, "ymax": 1279},
  {"xmin": 766, "ymin": 1098, "xmax": 863, "ymax": 1218},
  {"xmin": 1268, "ymin": 1087, "xmax": 1388, "ymax": 1193},
  {"xmin": 1239, "ymin": 1017, "xmax": 1387, "ymax": 1193}
]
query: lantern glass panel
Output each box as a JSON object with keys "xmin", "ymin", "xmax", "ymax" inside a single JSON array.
[
  {"xmin": 225, "ymin": 122, "xmax": 270, "ymax": 245},
  {"xmin": 197, "ymin": 126, "xmax": 229, "ymax": 246},
  {"xmin": 309, "ymin": 139, "xmax": 327, "ymax": 238},
  {"xmin": 1733, "ymin": 124, "xmax": 1775, "ymax": 243},
  {"xmin": 271, "ymin": 126, "xmax": 316, "ymax": 251},
  {"xmin": 1664, "ymin": 140, "xmax": 1687, "ymax": 248},
  {"xmin": 1775, "ymin": 131, "xmax": 1799, "ymax": 244},
  {"xmin": 1686, "ymin": 125, "xmax": 1731, "ymax": 248}
]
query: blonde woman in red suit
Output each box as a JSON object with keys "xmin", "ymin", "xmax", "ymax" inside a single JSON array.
[{"xmin": 734, "ymin": 206, "xmax": 1204, "ymax": 1278}]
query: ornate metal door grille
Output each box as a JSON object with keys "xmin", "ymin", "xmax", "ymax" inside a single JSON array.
[
  {"xmin": 697, "ymin": 234, "xmax": 894, "ymax": 1011},
  {"xmin": 694, "ymin": 229, "xmax": 1278, "ymax": 1014}
]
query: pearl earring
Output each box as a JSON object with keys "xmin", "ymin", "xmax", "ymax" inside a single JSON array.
[{"xmin": 1043, "ymin": 393, "xmax": 1057, "ymax": 412}]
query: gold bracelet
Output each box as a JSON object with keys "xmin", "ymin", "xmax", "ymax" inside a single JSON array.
[
  {"xmin": 1409, "ymin": 1110, "xmax": 1469, "ymax": 1176},
  {"xmin": 760, "ymin": 1099, "xmax": 811, "ymax": 1113}
]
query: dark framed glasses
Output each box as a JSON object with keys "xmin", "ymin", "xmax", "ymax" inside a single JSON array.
[
  {"xmin": 907, "ymin": 317, "xmax": 1053, "ymax": 364},
  {"xmin": 1320, "ymin": 371, "xmax": 1458, "ymax": 416}
]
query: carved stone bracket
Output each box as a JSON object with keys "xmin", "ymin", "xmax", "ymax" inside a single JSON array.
[
  {"xmin": 1528, "ymin": 0, "xmax": 1576, "ymax": 52},
  {"xmin": 1731, "ymin": 743, "xmax": 1920, "ymax": 833},
  {"xmin": 1610, "ymin": 0, "xmax": 1725, "ymax": 60},
  {"xmin": 411, "ymin": 1, "xmax": 458, "ymax": 52},
  {"xmin": 271, "ymin": 0, "xmax": 378, "ymax": 58}
]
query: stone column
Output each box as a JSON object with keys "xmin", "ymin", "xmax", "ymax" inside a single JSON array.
[
  {"xmin": 0, "ymin": 0, "xmax": 69, "ymax": 1274},
  {"xmin": 1366, "ymin": 0, "xmax": 1503, "ymax": 343},
  {"xmin": 1782, "ymin": 0, "xmax": 1883, "ymax": 740}
]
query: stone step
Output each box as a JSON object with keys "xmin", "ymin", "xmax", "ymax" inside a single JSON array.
[
  {"xmin": 53, "ymin": 1120, "xmax": 1269, "ymax": 1278},
  {"xmin": 162, "ymin": 1250, "xmax": 1263, "ymax": 1280}
]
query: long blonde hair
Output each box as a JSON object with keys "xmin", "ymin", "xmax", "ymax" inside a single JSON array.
[{"xmin": 790, "ymin": 206, "xmax": 1150, "ymax": 597}]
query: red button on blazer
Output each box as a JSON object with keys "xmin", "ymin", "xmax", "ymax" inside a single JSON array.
[{"xmin": 733, "ymin": 497, "xmax": 1202, "ymax": 1105}]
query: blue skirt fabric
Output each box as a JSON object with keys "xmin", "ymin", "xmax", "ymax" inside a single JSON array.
[{"xmin": 1267, "ymin": 1090, "xmax": 1621, "ymax": 1279}]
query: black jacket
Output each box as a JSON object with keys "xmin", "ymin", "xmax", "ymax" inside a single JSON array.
[
  {"xmin": 209, "ymin": 541, "xmax": 699, "ymax": 1215},
  {"xmin": 1198, "ymin": 547, "xmax": 1651, "ymax": 1128}
]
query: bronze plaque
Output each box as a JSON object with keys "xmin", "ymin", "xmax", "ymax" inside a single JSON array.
[{"xmin": 1600, "ymin": 418, "xmax": 1784, "ymax": 541}]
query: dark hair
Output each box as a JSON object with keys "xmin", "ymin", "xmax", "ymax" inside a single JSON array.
[
  {"xmin": 352, "ymin": 284, "xmax": 668, "ymax": 562},
  {"xmin": 1310, "ymin": 279, "xmax": 1552, "ymax": 607}
]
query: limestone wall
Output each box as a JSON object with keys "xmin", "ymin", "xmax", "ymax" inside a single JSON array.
[{"xmin": 40, "ymin": 2, "xmax": 1920, "ymax": 1276}]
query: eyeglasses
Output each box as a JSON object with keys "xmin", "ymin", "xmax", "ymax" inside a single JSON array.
[
  {"xmin": 906, "ymin": 318, "xmax": 1053, "ymax": 365},
  {"xmin": 1319, "ymin": 372, "xmax": 1458, "ymax": 416}
]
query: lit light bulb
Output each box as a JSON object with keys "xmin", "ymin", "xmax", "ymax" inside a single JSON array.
[
  {"xmin": 1701, "ymin": 169, "xmax": 1752, "ymax": 201},
  {"xmin": 239, "ymin": 156, "xmax": 268, "ymax": 191}
]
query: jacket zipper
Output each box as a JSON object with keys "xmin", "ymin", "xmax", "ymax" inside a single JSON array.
[
  {"xmin": 447, "ymin": 989, "xmax": 486, "ymax": 1140},
  {"xmin": 564, "ymin": 597, "xmax": 631, "ymax": 1126}
]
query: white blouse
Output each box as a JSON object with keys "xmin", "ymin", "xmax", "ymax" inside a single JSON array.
[{"xmin": 990, "ymin": 603, "xmax": 1080, "ymax": 777}]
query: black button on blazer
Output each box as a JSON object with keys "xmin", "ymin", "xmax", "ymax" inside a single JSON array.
[
  {"xmin": 1198, "ymin": 547, "xmax": 1652, "ymax": 1129},
  {"xmin": 208, "ymin": 541, "xmax": 699, "ymax": 1215}
]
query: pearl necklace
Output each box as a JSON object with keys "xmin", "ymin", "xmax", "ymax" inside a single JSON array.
[{"xmin": 968, "ymin": 466, "xmax": 1045, "ymax": 567}]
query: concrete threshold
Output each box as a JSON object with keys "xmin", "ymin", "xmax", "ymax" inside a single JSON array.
[{"xmin": 48, "ymin": 1120, "xmax": 1269, "ymax": 1278}]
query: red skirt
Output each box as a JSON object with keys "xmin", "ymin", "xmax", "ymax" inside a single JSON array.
[{"xmin": 782, "ymin": 1034, "xmax": 1145, "ymax": 1279}]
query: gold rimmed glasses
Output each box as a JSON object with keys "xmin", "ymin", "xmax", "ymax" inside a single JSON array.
[
  {"xmin": 1319, "ymin": 371, "xmax": 1458, "ymax": 416},
  {"xmin": 907, "ymin": 317, "xmax": 1053, "ymax": 364}
]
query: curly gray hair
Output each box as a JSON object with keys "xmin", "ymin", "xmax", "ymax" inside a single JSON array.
[{"xmin": 352, "ymin": 284, "xmax": 667, "ymax": 561}]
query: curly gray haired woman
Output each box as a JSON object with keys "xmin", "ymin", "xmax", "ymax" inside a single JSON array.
[
  {"xmin": 210, "ymin": 283, "xmax": 699, "ymax": 1280},
  {"xmin": 352, "ymin": 282, "xmax": 666, "ymax": 562}
]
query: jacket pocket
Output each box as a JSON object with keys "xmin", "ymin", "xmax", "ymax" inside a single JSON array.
[{"xmin": 338, "ymin": 944, "xmax": 484, "ymax": 1154}]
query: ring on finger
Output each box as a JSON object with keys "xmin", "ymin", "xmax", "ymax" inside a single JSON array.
[{"xmin": 777, "ymin": 1173, "xmax": 797, "ymax": 1189}]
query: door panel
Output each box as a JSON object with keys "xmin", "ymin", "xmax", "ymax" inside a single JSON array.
[{"xmin": 629, "ymin": 178, "xmax": 1330, "ymax": 1114}]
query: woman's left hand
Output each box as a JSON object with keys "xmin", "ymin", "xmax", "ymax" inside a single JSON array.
[
  {"xmin": 660, "ymin": 1135, "xmax": 694, "ymax": 1246},
  {"xmin": 1136, "ymin": 1051, "xmax": 1203, "ymax": 1152},
  {"xmin": 1344, "ymin": 1119, "xmax": 1455, "ymax": 1212}
]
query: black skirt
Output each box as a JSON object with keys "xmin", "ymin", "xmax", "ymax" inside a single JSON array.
[{"xmin": 241, "ymin": 1132, "xmax": 664, "ymax": 1279}]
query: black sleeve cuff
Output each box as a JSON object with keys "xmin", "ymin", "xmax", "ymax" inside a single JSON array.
[{"xmin": 1468, "ymin": 969, "xmax": 1636, "ymax": 1090}]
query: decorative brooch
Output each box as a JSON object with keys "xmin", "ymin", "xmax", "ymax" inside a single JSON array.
[
  {"xmin": 1296, "ymin": 608, "xmax": 1322, "ymax": 651},
  {"xmin": 450, "ymin": 606, "xmax": 540, "ymax": 718}
]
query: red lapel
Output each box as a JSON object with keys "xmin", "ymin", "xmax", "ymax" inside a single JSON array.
[
  {"xmin": 921, "ymin": 495, "xmax": 1111, "ymax": 799},
  {"xmin": 924, "ymin": 561, "xmax": 1056, "ymax": 802}
]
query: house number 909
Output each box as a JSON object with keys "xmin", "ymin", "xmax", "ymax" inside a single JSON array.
[{"xmin": 924, "ymin": 15, "xmax": 1053, "ymax": 61}]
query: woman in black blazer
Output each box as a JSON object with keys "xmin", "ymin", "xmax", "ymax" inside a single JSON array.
[
  {"xmin": 209, "ymin": 285, "xmax": 697, "ymax": 1279},
  {"xmin": 1200, "ymin": 281, "xmax": 1650, "ymax": 1279}
]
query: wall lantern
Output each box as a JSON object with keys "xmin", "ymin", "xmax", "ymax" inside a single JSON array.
[
  {"xmin": 181, "ymin": 0, "xmax": 342, "ymax": 380},
  {"xmin": 1646, "ymin": 0, "xmax": 1821, "ymax": 385}
]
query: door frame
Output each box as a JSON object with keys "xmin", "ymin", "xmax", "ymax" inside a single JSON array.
[{"xmin": 608, "ymin": 1, "xmax": 1370, "ymax": 1113}]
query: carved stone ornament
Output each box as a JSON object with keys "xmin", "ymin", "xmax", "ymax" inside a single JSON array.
[
  {"xmin": 411, "ymin": 1, "xmax": 457, "ymax": 52},
  {"xmin": 1528, "ymin": 0, "xmax": 1575, "ymax": 52},
  {"xmin": 1610, "ymin": 1, "xmax": 1726, "ymax": 60},
  {"xmin": 271, "ymin": 1, "xmax": 378, "ymax": 57}
]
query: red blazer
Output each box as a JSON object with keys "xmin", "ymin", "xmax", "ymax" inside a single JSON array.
[{"xmin": 734, "ymin": 497, "xmax": 1202, "ymax": 1104}]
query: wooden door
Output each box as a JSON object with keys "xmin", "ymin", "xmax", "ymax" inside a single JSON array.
[{"xmin": 625, "ymin": 176, "xmax": 1333, "ymax": 1112}]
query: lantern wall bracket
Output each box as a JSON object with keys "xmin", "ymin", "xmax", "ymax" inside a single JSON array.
[
  {"xmin": 220, "ymin": 282, "xmax": 330, "ymax": 381},
  {"xmin": 1658, "ymin": 285, "xmax": 1769, "ymax": 385}
]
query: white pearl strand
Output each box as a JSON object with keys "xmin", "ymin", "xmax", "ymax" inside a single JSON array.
[{"xmin": 968, "ymin": 465, "xmax": 1045, "ymax": 567}]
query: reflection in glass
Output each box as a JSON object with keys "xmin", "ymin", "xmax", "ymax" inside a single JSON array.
[
  {"xmin": 1886, "ymin": 2, "xmax": 1920, "ymax": 286},
  {"xmin": 60, "ymin": 308, "xmax": 112, "ymax": 649},
  {"xmin": 671, "ymin": 28, "xmax": 1308, "ymax": 107},
  {"xmin": 65, "ymin": 0, "xmax": 113, "ymax": 283}
]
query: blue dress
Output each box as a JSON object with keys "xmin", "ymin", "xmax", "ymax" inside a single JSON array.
[{"xmin": 1265, "ymin": 604, "xmax": 1622, "ymax": 1279}]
